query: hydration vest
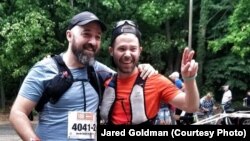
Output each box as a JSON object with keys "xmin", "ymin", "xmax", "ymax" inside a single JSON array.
[
  {"xmin": 35, "ymin": 55, "xmax": 104, "ymax": 112},
  {"xmin": 100, "ymin": 73, "xmax": 155, "ymax": 125}
]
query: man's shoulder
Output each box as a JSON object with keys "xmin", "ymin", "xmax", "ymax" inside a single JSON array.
[
  {"xmin": 30, "ymin": 56, "xmax": 57, "ymax": 74},
  {"xmin": 36, "ymin": 56, "xmax": 55, "ymax": 66},
  {"xmin": 147, "ymin": 73, "xmax": 171, "ymax": 83},
  {"xmin": 94, "ymin": 61, "xmax": 115, "ymax": 74},
  {"xmin": 148, "ymin": 73, "xmax": 167, "ymax": 79}
]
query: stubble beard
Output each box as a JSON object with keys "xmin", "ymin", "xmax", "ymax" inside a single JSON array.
[
  {"xmin": 118, "ymin": 65, "xmax": 136, "ymax": 74},
  {"xmin": 116, "ymin": 57, "xmax": 137, "ymax": 74}
]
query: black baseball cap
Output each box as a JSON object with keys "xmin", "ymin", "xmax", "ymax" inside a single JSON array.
[
  {"xmin": 110, "ymin": 20, "xmax": 141, "ymax": 46},
  {"xmin": 68, "ymin": 11, "xmax": 106, "ymax": 31}
]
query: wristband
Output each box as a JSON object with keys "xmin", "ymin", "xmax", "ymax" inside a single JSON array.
[
  {"xmin": 30, "ymin": 138, "xmax": 40, "ymax": 141},
  {"xmin": 183, "ymin": 74, "xmax": 197, "ymax": 81}
]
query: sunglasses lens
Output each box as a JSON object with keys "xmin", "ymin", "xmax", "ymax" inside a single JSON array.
[{"xmin": 115, "ymin": 20, "xmax": 136, "ymax": 28}]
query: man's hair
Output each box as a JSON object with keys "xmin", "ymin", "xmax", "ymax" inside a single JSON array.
[{"xmin": 206, "ymin": 92, "xmax": 213, "ymax": 98}]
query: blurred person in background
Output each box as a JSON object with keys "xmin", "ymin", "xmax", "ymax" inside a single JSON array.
[
  {"xmin": 221, "ymin": 84, "xmax": 232, "ymax": 112},
  {"xmin": 200, "ymin": 92, "xmax": 216, "ymax": 118}
]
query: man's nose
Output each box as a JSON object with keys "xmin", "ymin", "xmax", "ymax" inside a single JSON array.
[
  {"xmin": 124, "ymin": 50, "xmax": 132, "ymax": 57},
  {"xmin": 88, "ymin": 37, "xmax": 97, "ymax": 46}
]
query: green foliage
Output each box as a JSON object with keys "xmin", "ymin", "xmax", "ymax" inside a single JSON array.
[
  {"xmin": 142, "ymin": 34, "xmax": 170, "ymax": 70},
  {"xmin": 102, "ymin": 0, "xmax": 121, "ymax": 10},
  {"xmin": 138, "ymin": 0, "xmax": 184, "ymax": 26},
  {"xmin": 203, "ymin": 55, "xmax": 250, "ymax": 99},
  {"xmin": 0, "ymin": 7, "xmax": 59, "ymax": 77},
  {"xmin": 208, "ymin": 0, "xmax": 250, "ymax": 57}
]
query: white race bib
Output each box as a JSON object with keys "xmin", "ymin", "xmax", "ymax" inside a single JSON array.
[{"xmin": 68, "ymin": 111, "xmax": 96, "ymax": 139}]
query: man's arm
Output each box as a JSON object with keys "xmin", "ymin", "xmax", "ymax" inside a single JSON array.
[
  {"xmin": 94, "ymin": 61, "xmax": 157, "ymax": 80},
  {"xmin": 170, "ymin": 80, "xmax": 199, "ymax": 112},
  {"xmin": 169, "ymin": 47, "xmax": 199, "ymax": 113},
  {"xmin": 9, "ymin": 95, "xmax": 40, "ymax": 141},
  {"xmin": 182, "ymin": 78, "xmax": 200, "ymax": 112}
]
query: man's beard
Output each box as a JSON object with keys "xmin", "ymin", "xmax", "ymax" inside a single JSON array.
[
  {"xmin": 118, "ymin": 64, "xmax": 136, "ymax": 74},
  {"xmin": 71, "ymin": 38, "xmax": 97, "ymax": 66},
  {"xmin": 114, "ymin": 56, "xmax": 137, "ymax": 74}
]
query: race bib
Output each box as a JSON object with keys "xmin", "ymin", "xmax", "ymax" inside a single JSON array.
[{"xmin": 68, "ymin": 111, "xmax": 96, "ymax": 139}]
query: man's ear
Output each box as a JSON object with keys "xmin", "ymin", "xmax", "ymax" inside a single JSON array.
[
  {"xmin": 109, "ymin": 47, "xmax": 114, "ymax": 56},
  {"xmin": 66, "ymin": 30, "xmax": 72, "ymax": 41},
  {"xmin": 139, "ymin": 46, "xmax": 143, "ymax": 53},
  {"xmin": 140, "ymin": 46, "xmax": 143, "ymax": 51}
]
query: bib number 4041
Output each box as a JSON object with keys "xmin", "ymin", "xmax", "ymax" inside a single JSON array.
[{"xmin": 71, "ymin": 123, "xmax": 96, "ymax": 132}]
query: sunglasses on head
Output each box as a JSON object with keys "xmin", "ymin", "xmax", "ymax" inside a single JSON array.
[
  {"xmin": 110, "ymin": 20, "xmax": 141, "ymax": 46},
  {"xmin": 114, "ymin": 20, "xmax": 138, "ymax": 29}
]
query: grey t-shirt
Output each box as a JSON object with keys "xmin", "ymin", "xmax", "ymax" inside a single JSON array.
[{"xmin": 19, "ymin": 56, "xmax": 114, "ymax": 141}]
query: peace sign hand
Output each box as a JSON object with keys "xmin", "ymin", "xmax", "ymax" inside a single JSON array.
[{"xmin": 181, "ymin": 47, "xmax": 198, "ymax": 80}]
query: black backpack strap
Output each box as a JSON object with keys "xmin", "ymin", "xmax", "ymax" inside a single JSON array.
[
  {"xmin": 35, "ymin": 55, "xmax": 73, "ymax": 112},
  {"xmin": 87, "ymin": 65, "xmax": 104, "ymax": 99},
  {"xmin": 107, "ymin": 73, "xmax": 148, "ymax": 125},
  {"xmin": 135, "ymin": 72, "xmax": 147, "ymax": 87},
  {"xmin": 53, "ymin": 55, "xmax": 68, "ymax": 71},
  {"xmin": 87, "ymin": 65, "xmax": 108, "ymax": 126},
  {"xmin": 49, "ymin": 55, "xmax": 74, "ymax": 103}
]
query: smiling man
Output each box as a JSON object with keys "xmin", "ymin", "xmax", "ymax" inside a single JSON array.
[{"xmin": 100, "ymin": 20, "xmax": 200, "ymax": 125}]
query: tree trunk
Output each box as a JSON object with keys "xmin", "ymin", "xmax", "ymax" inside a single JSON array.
[
  {"xmin": 165, "ymin": 20, "xmax": 174, "ymax": 74},
  {"xmin": 196, "ymin": 0, "xmax": 209, "ymax": 88},
  {"xmin": 0, "ymin": 76, "xmax": 5, "ymax": 111}
]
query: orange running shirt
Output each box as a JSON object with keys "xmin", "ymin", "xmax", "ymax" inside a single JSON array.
[{"xmin": 104, "ymin": 71, "xmax": 181, "ymax": 125}]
